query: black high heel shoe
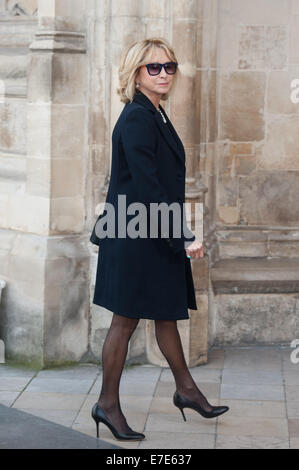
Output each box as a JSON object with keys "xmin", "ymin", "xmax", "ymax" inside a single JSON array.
[
  {"xmin": 91, "ymin": 403, "xmax": 145, "ymax": 441},
  {"xmin": 173, "ymin": 390, "xmax": 229, "ymax": 420}
]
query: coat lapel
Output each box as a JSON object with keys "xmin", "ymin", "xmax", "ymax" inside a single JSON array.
[{"xmin": 132, "ymin": 91, "xmax": 185, "ymax": 166}]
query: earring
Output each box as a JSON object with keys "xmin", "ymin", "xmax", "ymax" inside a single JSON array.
[{"xmin": 136, "ymin": 83, "xmax": 139, "ymax": 88}]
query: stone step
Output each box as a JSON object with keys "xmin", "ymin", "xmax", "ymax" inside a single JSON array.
[{"xmin": 211, "ymin": 257, "xmax": 299, "ymax": 293}]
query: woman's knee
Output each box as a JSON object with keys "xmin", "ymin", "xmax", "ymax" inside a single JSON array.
[
  {"xmin": 111, "ymin": 313, "xmax": 139, "ymax": 335},
  {"xmin": 154, "ymin": 319, "xmax": 177, "ymax": 331}
]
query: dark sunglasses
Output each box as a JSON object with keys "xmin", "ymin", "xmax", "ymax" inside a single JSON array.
[{"xmin": 145, "ymin": 62, "xmax": 178, "ymax": 76}]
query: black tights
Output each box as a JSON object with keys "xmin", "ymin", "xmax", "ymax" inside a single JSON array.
[{"xmin": 97, "ymin": 314, "xmax": 213, "ymax": 433}]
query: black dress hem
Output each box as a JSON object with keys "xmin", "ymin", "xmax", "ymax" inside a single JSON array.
[{"xmin": 92, "ymin": 297, "xmax": 190, "ymax": 321}]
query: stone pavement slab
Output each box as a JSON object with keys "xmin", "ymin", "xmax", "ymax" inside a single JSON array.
[
  {"xmin": 223, "ymin": 347, "xmax": 282, "ymax": 370},
  {"xmin": 145, "ymin": 410, "xmax": 217, "ymax": 434},
  {"xmin": 0, "ymin": 391, "xmax": 20, "ymax": 407},
  {"xmin": 219, "ymin": 399, "xmax": 286, "ymax": 418},
  {"xmin": 220, "ymin": 383, "xmax": 285, "ymax": 401},
  {"xmin": 288, "ymin": 419, "xmax": 299, "ymax": 437},
  {"xmin": 160, "ymin": 366, "xmax": 222, "ymax": 383},
  {"xmin": 287, "ymin": 401, "xmax": 299, "ymax": 418},
  {"xmin": 0, "ymin": 377, "xmax": 36, "ymax": 391},
  {"xmin": 215, "ymin": 434, "xmax": 290, "ymax": 449},
  {"xmin": 13, "ymin": 391, "xmax": 87, "ymax": 410},
  {"xmin": 0, "ymin": 366, "xmax": 37, "ymax": 378},
  {"xmin": 25, "ymin": 377, "xmax": 96, "ymax": 394},
  {"xmin": 16, "ymin": 408, "xmax": 78, "ymax": 426},
  {"xmin": 221, "ymin": 368, "xmax": 283, "ymax": 385},
  {"xmin": 290, "ymin": 438, "xmax": 299, "ymax": 449},
  {"xmin": 216, "ymin": 415, "xmax": 289, "ymax": 438},
  {"xmin": 138, "ymin": 431, "xmax": 215, "ymax": 449}
]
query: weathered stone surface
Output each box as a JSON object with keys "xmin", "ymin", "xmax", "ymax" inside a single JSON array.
[
  {"xmin": 189, "ymin": 294, "xmax": 208, "ymax": 366},
  {"xmin": 218, "ymin": 241, "xmax": 267, "ymax": 258},
  {"xmin": 0, "ymin": 231, "xmax": 90, "ymax": 366},
  {"xmin": 0, "ymin": 101, "xmax": 26, "ymax": 152},
  {"xmin": 239, "ymin": 172, "xmax": 299, "ymax": 226},
  {"xmin": 217, "ymin": 175, "xmax": 238, "ymax": 206},
  {"xmin": 38, "ymin": 0, "xmax": 86, "ymax": 31},
  {"xmin": 217, "ymin": 229, "xmax": 299, "ymax": 259},
  {"xmin": 217, "ymin": 206, "xmax": 239, "ymax": 225},
  {"xmin": 28, "ymin": 53, "xmax": 86, "ymax": 104},
  {"xmin": 267, "ymin": 69, "xmax": 299, "ymax": 114},
  {"xmin": 172, "ymin": 0, "xmax": 197, "ymax": 18},
  {"xmin": 198, "ymin": 70, "xmax": 208, "ymax": 143},
  {"xmin": 259, "ymin": 116, "xmax": 299, "ymax": 170},
  {"xmin": 192, "ymin": 255, "xmax": 209, "ymax": 291},
  {"xmin": 50, "ymin": 196, "xmax": 85, "ymax": 233},
  {"xmin": 44, "ymin": 279, "xmax": 89, "ymax": 364},
  {"xmin": 269, "ymin": 243, "xmax": 299, "ymax": 258},
  {"xmin": 235, "ymin": 155, "xmax": 256, "ymax": 175},
  {"xmin": 217, "ymin": 20, "xmax": 239, "ymax": 69},
  {"xmin": 229, "ymin": 0, "xmax": 290, "ymax": 25},
  {"xmin": 238, "ymin": 25, "xmax": 287, "ymax": 70},
  {"xmin": 3, "ymin": 0, "xmax": 38, "ymax": 16},
  {"xmin": 217, "ymin": 229, "xmax": 268, "ymax": 243},
  {"xmin": 141, "ymin": 0, "xmax": 169, "ymax": 18},
  {"xmin": 51, "ymin": 158, "xmax": 84, "ymax": 198},
  {"xmin": 290, "ymin": 15, "xmax": 299, "ymax": 64},
  {"xmin": 220, "ymin": 72, "xmax": 266, "ymax": 141},
  {"xmin": 213, "ymin": 293, "xmax": 299, "ymax": 346}
]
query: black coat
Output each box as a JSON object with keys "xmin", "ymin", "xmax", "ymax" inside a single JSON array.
[{"xmin": 91, "ymin": 90, "xmax": 197, "ymax": 320}]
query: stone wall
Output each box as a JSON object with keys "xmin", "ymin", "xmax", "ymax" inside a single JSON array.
[{"xmin": 208, "ymin": 0, "xmax": 299, "ymax": 346}]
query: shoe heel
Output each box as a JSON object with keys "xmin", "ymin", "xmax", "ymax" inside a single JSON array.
[
  {"xmin": 91, "ymin": 404, "xmax": 100, "ymax": 438},
  {"xmin": 179, "ymin": 406, "xmax": 187, "ymax": 422}
]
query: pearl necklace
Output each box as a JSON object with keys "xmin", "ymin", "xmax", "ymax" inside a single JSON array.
[{"xmin": 158, "ymin": 107, "xmax": 167, "ymax": 123}]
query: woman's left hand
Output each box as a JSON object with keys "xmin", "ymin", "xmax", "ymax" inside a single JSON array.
[{"xmin": 185, "ymin": 239, "xmax": 204, "ymax": 259}]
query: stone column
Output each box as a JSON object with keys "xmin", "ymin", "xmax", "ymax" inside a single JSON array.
[
  {"xmin": 146, "ymin": 0, "xmax": 208, "ymax": 367},
  {"xmin": 21, "ymin": 0, "xmax": 89, "ymax": 366}
]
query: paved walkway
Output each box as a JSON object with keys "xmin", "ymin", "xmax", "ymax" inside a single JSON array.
[{"xmin": 0, "ymin": 346, "xmax": 298, "ymax": 449}]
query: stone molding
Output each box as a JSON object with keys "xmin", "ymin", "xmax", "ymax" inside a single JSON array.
[{"xmin": 29, "ymin": 30, "xmax": 86, "ymax": 54}]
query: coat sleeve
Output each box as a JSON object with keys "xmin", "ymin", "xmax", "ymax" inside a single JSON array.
[{"xmin": 121, "ymin": 107, "xmax": 195, "ymax": 254}]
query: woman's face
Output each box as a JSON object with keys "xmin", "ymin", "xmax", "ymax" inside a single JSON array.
[{"xmin": 135, "ymin": 47, "xmax": 175, "ymax": 99}]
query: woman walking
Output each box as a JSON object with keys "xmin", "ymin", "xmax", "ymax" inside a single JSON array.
[{"xmin": 90, "ymin": 38, "xmax": 229, "ymax": 441}]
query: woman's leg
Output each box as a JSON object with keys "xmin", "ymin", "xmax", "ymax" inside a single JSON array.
[
  {"xmin": 154, "ymin": 319, "xmax": 213, "ymax": 412},
  {"xmin": 97, "ymin": 313, "xmax": 140, "ymax": 433}
]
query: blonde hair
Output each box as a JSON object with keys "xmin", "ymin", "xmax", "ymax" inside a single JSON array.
[{"xmin": 117, "ymin": 37, "xmax": 179, "ymax": 104}]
